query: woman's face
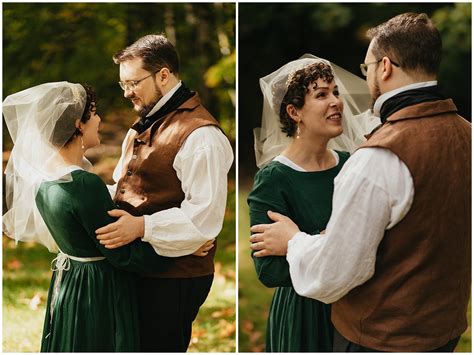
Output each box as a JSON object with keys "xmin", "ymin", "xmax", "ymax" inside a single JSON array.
[
  {"xmin": 81, "ymin": 105, "xmax": 101, "ymax": 150},
  {"xmin": 295, "ymin": 78, "xmax": 344, "ymax": 140}
]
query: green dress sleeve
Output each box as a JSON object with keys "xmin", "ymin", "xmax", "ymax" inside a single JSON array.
[
  {"xmin": 248, "ymin": 166, "xmax": 293, "ymax": 288},
  {"xmin": 73, "ymin": 172, "xmax": 173, "ymax": 273}
]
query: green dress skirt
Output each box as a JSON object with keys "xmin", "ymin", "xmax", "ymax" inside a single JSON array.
[
  {"xmin": 248, "ymin": 150, "xmax": 350, "ymax": 352},
  {"xmin": 35, "ymin": 169, "xmax": 173, "ymax": 352}
]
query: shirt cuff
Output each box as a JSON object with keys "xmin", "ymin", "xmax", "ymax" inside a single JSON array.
[
  {"xmin": 288, "ymin": 231, "xmax": 310, "ymax": 248},
  {"xmin": 142, "ymin": 215, "xmax": 153, "ymax": 241}
]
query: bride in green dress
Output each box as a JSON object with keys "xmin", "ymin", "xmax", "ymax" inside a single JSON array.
[
  {"xmin": 248, "ymin": 55, "xmax": 378, "ymax": 352},
  {"xmin": 3, "ymin": 82, "xmax": 212, "ymax": 352}
]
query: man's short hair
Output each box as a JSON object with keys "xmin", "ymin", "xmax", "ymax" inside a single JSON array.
[
  {"xmin": 113, "ymin": 34, "xmax": 180, "ymax": 74},
  {"xmin": 367, "ymin": 13, "xmax": 442, "ymax": 76}
]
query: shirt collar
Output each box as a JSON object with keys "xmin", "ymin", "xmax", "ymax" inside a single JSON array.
[
  {"xmin": 146, "ymin": 80, "xmax": 182, "ymax": 118},
  {"xmin": 373, "ymin": 80, "xmax": 438, "ymax": 117}
]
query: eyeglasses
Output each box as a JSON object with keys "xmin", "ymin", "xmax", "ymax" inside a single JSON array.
[
  {"xmin": 118, "ymin": 69, "xmax": 160, "ymax": 91},
  {"xmin": 360, "ymin": 58, "xmax": 400, "ymax": 77}
]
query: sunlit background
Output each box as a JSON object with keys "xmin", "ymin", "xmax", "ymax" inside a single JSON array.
[
  {"xmin": 238, "ymin": 3, "xmax": 471, "ymax": 352},
  {"xmin": 2, "ymin": 3, "xmax": 236, "ymax": 352}
]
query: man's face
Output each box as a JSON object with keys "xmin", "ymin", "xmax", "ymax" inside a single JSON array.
[
  {"xmin": 119, "ymin": 57, "xmax": 163, "ymax": 117},
  {"xmin": 364, "ymin": 40, "xmax": 382, "ymax": 109}
]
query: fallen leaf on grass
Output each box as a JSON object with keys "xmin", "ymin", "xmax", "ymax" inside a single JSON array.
[
  {"xmin": 191, "ymin": 326, "xmax": 207, "ymax": 338},
  {"xmin": 218, "ymin": 319, "xmax": 235, "ymax": 338},
  {"xmin": 250, "ymin": 330, "xmax": 264, "ymax": 351},
  {"xmin": 223, "ymin": 268, "xmax": 236, "ymax": 279},
  {"xmin": 211, "ymin": 307, "xmax": 235, "ymax": 318},
  {"xmin": 6, "ymin": 258, "xmax": 22, "ymax": 270},
  {"xmin": 29, "ymin": 294, "xmax": 42, "ymax": 310},
  {"xmin": 242, "ymin": 320, "xmax": 254, "ymax": 333},
  {"xmin": 214, "ymin": 262, "xmax": 222, "ymax": 274},
  {"xmin": 189, "ymin": 325, "xmax": 207, "ymax": 346},
  {"xmin": 251, "ymin": 342, "xmax": 265, "ymax": 352}
]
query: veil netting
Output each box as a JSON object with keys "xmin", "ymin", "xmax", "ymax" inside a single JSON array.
[
  {"xmin": 3, "ymin": 82, "xmax": 88, "ymax": 252},
  {"xmin": 254, "ymin": 53, "xmax": 380, "ymax": 168}
]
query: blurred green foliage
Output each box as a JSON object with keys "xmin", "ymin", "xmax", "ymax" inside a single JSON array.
[
  {"xmin": 239, "ymin": 3, "xmax": 471, "ymax": 179},
  {"xmin": 3, "ymin": 3, "xmax": 236, "ymax": 149}
]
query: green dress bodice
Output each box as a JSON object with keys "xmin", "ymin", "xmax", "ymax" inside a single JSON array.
[{"xmin": 248, "ymin": 150, "xmax": 350, "ymax": 352}]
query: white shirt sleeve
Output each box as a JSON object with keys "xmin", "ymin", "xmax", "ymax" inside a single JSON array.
[
  {"xmin": 287, "ymin": 147, "xmax": 414, "ymax": 304},
  {"xmin": 107, "ymin": 129, "xmax": 134, "ymax": 197},
  {"xmin": 141, "ymin": 125, "xmax": 234, "ymax": 257}
]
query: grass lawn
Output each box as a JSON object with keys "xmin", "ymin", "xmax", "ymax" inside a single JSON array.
[
  {"xmin": 238, "ymin": 187, "xmax": 274, "ymax": 352},
  {"xmin": 3, "ymin": 238, "xmax": 51, "ymax": 352},
  {"xmin": 238, "ymin": 187, "xmax": 471, "ymax": 352},
  {"xmin": 2, "ymin": 184, "xmax": 236, "ymax": 353}
]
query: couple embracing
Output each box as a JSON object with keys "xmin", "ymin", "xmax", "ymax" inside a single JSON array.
[
  {"xmin": 3, "ymin": 34, "xmax": 233, "ymax": 352},
  {"xmin": 249, "ymin": 12, "xmax": 471, "ymax": 352}
]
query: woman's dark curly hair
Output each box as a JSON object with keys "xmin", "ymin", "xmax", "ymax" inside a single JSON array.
[
  {"xmin": 64, "ymin": 84, "xmax": 97, "ymax": 145},
  {"xmin": 279, "ymin": 62, "xmax": 334, "ymax": 137}
]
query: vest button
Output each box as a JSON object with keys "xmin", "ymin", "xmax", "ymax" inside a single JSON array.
[
  {"xmin": 120, "ymin": 189, "xmax": 125, "ymax": 194},
  {"xmin": 127, "ymin": 170, "xmax": 132, "ymax": 176}
]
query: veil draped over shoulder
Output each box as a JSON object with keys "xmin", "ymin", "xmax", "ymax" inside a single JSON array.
[
  {"xmin": 254, "ymin": 54, "xmax": 380, "ymax": 168},
  {"xmin": 3, "ymin": 82, "xmax": 88, "ymax": 252}
]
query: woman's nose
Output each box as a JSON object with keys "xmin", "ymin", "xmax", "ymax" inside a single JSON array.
[{"xmin": 329, "ymin": 95, "xmax": 342, "ymax": 107}]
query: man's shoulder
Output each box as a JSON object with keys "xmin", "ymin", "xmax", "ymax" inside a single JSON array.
[
  {"xmin": 346, "ymin": 148, "xmax": 401, "ymax": 176},
  {"xmin": 183, "ymin": 124, "xmax": 227, "ymax": 143},
  {"xmin": 179, "ymin": 125, "xmax": 232, "ymax": 159}
]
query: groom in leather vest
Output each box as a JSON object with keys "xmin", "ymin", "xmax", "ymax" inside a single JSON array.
[
  {"xmin": 96, "ymin": 34, "xmax": 233, "ymax": 351},
  {"xmin": 250, "ymin": 12, "xmax": 470, "ymax": 352}
]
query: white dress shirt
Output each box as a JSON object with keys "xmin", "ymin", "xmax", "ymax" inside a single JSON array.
[
  {"xmin": 286, "ymin": 82, "xmax": 443, "ymax": 303},
  {"xmin": 287, "ymin": 147, "xmax": 414, "ymax": 304},
  {"xmin": 109, "ymin": 83, "xmax": 234, "ymax": 257}
]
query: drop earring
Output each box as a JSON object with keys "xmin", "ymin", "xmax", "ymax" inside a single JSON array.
[
  {"xmin": 296, "ymin": 121, "xmax": 301, "ymax": 139},
  {"xmin": 80, "ymin": 136, "xmax": 85, "ymax": 150}
]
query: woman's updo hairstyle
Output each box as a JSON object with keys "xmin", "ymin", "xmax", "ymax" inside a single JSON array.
[
  {"xmin": 279, "ymin": 62, "xmax": 334, "ymax": 137},
  {"xmin": 51, "ymin": 84, "xmax": 97, "ymax": 147}
]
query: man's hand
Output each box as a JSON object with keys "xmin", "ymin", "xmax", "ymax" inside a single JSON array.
[
  {"xmin": 193, "ymin": 239, "xmax": 215, "ymax": 257},
  {"xmin": 96, "ymin": 210, "xmax": 144, "ymax": 249},
  {"xmin": 249, "ymin": 211, "xmax": 300, "ymax": 257}
]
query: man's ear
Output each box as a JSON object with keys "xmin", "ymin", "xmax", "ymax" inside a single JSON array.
[
  {"xmin": 159, "ymin": 68, "xmax": 171, "ymax": 85},
  {"xmin": 381, "ymin": 56, "xmax": 394, "ymax": 81},
  {"xmin": 286, "ymin": 104, "xmax": 299, "ymax": 122}
]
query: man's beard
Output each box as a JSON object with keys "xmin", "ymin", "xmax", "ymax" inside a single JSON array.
[
  {"xmin": 370, "ymin": 76, "xmax": 382, "ymax": 111},
  {"xmin": 135, "ymin": 86, "xmax": 163, "ymax": 118}
]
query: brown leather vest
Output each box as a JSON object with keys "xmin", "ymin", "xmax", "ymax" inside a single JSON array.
[
  {"xmin": 331, "ymin": 99, "xmax": 471, "ymax": 351},
  {"xmin": 114, "ymin": 93, "xmax": 220, "ymax": 278}
]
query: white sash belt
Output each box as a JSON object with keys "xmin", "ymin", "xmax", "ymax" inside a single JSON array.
[{"xmin": 45, "ymin": 250, "xmax": 106, "ymax": 338}]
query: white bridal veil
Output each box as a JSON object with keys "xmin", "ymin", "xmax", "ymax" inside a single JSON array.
[
  {"xmin": 3, "ymin": 82, "xmax": 88, "ymax": 252},
  {"xmin": 254, "ymin": 54, "xmax": 380, "ymax": 167}
]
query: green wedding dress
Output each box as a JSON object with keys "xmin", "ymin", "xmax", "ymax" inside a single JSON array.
[
  {"xmin": 248, "ymin": 150, "xmax": 350, "ymax": 352},
  {"xmin": 36, "ymin": 169, "xmax": 172, "ymax": 352}
]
